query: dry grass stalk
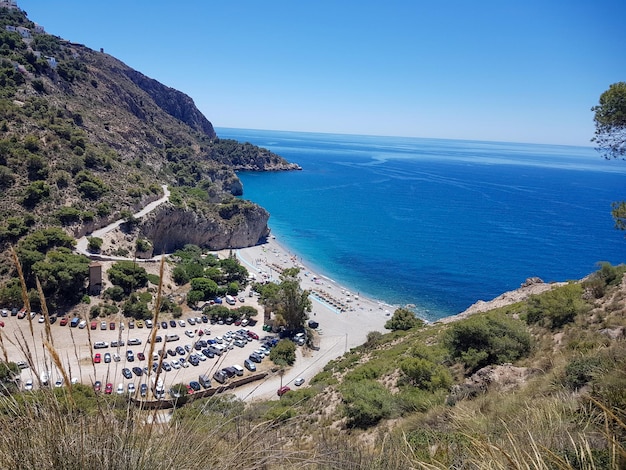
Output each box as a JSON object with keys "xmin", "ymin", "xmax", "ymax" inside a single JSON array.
[
  {"xmin": 36, "ymin": 276, "xmax": 54, "ymax": 347},
  {"xmin": 43, "ymin": 339, "xmax": 74, "ymax": 405},
  {"xmin": 11, "ymin": 246, "xmax": 33, "ymax": 338}
]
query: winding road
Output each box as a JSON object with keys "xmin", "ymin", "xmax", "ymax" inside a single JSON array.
[{"xmin": 75, "ymin": 184, "xmax": 170, "ymax": 262}]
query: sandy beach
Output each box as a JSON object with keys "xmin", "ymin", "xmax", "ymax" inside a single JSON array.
[{"xmin": 228, "ymin": 235, "xmax": 395, "ymax": 401}]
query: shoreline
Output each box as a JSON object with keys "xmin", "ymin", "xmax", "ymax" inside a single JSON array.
[{"xmin": 226, "ymin": 235, "xmax": 396, "ymax": 401}]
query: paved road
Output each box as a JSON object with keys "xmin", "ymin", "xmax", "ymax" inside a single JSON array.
[{"xmin": 75, "ymin": 184, "xmax": 170, "ymax": 261}]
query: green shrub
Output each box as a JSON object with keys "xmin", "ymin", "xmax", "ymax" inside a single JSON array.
[
  {"xmin": 445, "ymin": 312, "xmax": 532, "ymax": 374},
  {"xmin": 526, "ymin": 283, "xmax": 588, "ymax": 330},
  {"xmin": 385, "ymin": 307, "xmax": 425, "ymax": 330},
  {"xmin": 341, "ymin": 379, "xmax": 394, "ymax": 428},
  {"xmin": 269, "ymin": 339, "xmax": 296, "ymax": 366}
]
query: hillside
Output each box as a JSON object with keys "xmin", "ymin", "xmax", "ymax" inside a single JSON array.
[{"xmin": 0, "ymin": 6, "xmax": 299, "ymax": 267}]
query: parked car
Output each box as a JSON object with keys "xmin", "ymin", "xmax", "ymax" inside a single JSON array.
[
  {"xmin": 132, "ymin": 366, "xmax": 143, "ymax": 377},
  {"xmin": 244, "ymin": 359, "xmax": 256, "ymax": 372},
  {"xmin": 122, "ymin": 368, "xmax": 132, "ymax": 379},
  {"xmin": 294, "ymin": 377, "xmax": 305, "ymax": 386},
  {"xmin": 198, "ymin": 374, "xmax": 211, "ymax": 389},
  {"xmin": 137, "ymin": 352, "xmax": 145, "ymax": 361},
  {"xmin": 140, "ymin": 383, "xmax": 148, "ymax": 397},
  {"xmin": 113, "ymin": 353, "xmax": 121, "ymax": 362},
  {"xmin": 189, "ymin": 381, "xmax": 201, "ymax": 392},
  {"xmin": 185, "ymin": 330, "xmax": 195, "ymax": 338},
  {"xmin": 59, "ymin": 317, "xmax": 68, "ymax": 326},
  {"xmin": 78, "ymin": 320, "xmax": 87, "ymax": 329},
  {"xmin": 105, "ymin": 383, "xmax": 113, "ymax": 394},
  {"xmin": 128, "ymin": 338, "xmax": 142, "ymax": 346},
  {"xmin": 277, "ymin": 386, "xmax": 291, "ymax": 396},
  {"xmin": 109, "ymin": 322, "xmax": 115, "ymax": 330},
  {"xmin": 93, "ymin": 380, "xmax": 102, "ymax": 392},
  {"xmin": 104, "ymin": 353, "xmax": 111, "ymax": 363},
  {"xmin": 100, "ymin": 321, "xmax": 106, "ymax": 330},
  {"xmin": 127, "ymin": 383, "xmax": 135, "ymax": 394},
  {"xmin": 160, "ymin": 321, "xmax": 168, "ymax": 329},
  {"xmin": 145, "ymin": 319, "xmax": 153, "ymax": 328},
  {"xmin": 213, "ymin": 370, "xmax": 227, "ymax": 384},
  {"xmin": 126, "ymin": 350, "xmax": 134, "ymax": 362},
  {"xmin": 93, "ymin": 353, "xmax": 101, "ymax": 364},
  {"xmin": 24, "ymin": 378, "xmax": 33, "ymax": 391},
  {"xmin": 70, "ymin": 317, "xmax": 80, "ymax": 327},
  {"xmin": 136, "ymin": 320, "xmax": 144, "ymax": 328},
  {"xmin": 93, "ymin": 341, "xmax": 109, "ymax": 349}
]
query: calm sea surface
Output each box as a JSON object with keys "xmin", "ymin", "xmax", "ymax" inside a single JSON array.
[{"xmin": 217, "ymin": 128, "xmax": 626, "ymax": 321}]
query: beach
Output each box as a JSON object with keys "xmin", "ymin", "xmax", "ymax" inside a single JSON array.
[{"xmin": 229, "ymin": 235, "xmax": 395, "ymax": 401}]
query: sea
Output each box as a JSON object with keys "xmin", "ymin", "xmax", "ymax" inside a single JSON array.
[{"xmin": 216, "ymin": 127, "xmax": 626, "ymax": 321}]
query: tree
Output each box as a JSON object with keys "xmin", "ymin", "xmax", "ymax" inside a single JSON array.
[
  {"xmin": 274, "ymin": 268, "xmax": 311, "ymax": 331},
  {"xmin": 592, "ymin": 82, "xmax": 626, "ymax": 233},
  {"xmin": 592, "ymin": 82, "xmax": 626, "ymax": 160},
  {"xmin": 32, "ymin": 248, "xmax": 91, "ymax": 306},
  {"xmin": 385, "ymin": 307, "xmax": 424, "ymax": 331},
  {"xmin": 269, "ymin": 339, "xmax": 296, "ymax": 366},
  {"xmin": 107, "ymin": 261, "xmax": 148, "ymax": 293}
]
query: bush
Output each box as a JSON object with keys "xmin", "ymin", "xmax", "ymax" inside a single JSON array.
[
  {"xmin": 526, "ymin": 283, "xmax": 588, "ymax": 330},
  {"xmin": 87, "ymin": 237, "xmax": 103, "ymax": 252},
  {"xmin": 445, "ymin": 312, "xmax": 532, "ymax": 374},
  {"xmin": 564, "ymin": 356, "xmax": 603, "ymax": 390},
  {"xmin": 341, "ymin": 380, "xmax": 394, "ymax": 428},
  {"xmin": 385, "ymin": 307, "xmax": 425, "ymax": 330}
]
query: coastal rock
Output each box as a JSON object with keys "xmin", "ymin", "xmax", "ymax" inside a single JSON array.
[
  {"xmin": 139, "ymin": 203, "xmax": 270, "ymax": 253},
  {"xmin": 440, "ymin": 278, "xmax": 565, "ymax": 323}
]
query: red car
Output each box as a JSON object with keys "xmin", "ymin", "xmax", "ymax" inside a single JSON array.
[
  {"xmin": 137, "ymin": 352, "xmax": 145, "ymax": 361},
  {"xmin": 277, "ymin": 386, "xmax": 291, "ymax": 397},
  {"xmin": 90, "ymin": 321, "xmax": 97, "ymax": 330},
  {"xmin": 59, "ymin": 317, "xmax": 68, "ymax": 326},
  {"xmin": 247, "ymin": 331, "xmax": 259, "ymax": 340},
  {"xmin": 93, "ymin": 353, "xmax": 101, "ymax": 364},
  {"xmin": 0, "ymin": 321, "xmax": 4, "ymax": 328},
  {"xmin": 109, "ymin": 322, "xmax": 115, "ymax": 330},
  {"xmin": 104, "ymin": 383, "xmax": 113, "ymax": 394}
]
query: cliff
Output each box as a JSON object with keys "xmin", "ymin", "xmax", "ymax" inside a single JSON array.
[{"xmin": 0, "ymin": 7, "xmax": 298, "ymax": 261}]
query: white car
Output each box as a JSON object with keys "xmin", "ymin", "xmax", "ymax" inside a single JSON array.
[
  {"xmin": 185, "ymin": 330, "xmax": 195, "ymax": 338},
  {"xmin": 294, "ymin": 377, "xmax": 305, "ymax": 386},
  {"xmin": 171, "ymin": 360, "xmax": 181, "ymax": 370},
  {"xmin": 38, "ymin": 315, "xmax": 45, "ymax": 324},
  {"xmin": 178, "ymin": 320, "xmax": 186, "ymax": 327},
  {"xmin": 116, "ymin": 383, "xmax": 124, "ymax": 395},
  {"xmin": 24, "ymin": 379, "xmax": 33, "ymax": 391},
  {"xmin": 113, "ymin": 353, "xmax": 121, "ymax": 362}
]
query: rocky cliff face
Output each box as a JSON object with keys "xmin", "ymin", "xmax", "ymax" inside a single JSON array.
[
  {"xmin": 123, "ymin": 69, "xmax": 216, "ymax": 139},
  {"xmin": 139, "ymin": 203, "xmax": 270, "ymax": 253}
]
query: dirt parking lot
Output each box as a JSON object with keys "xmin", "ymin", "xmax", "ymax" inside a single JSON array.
[{"xmin": 1, "ymin": 305, "xmax": 273, "ymax": 396}]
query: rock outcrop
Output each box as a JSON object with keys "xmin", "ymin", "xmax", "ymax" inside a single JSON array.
[{"xmin": 139, "ymin": 203, "xmax": 270, "ymax": 253}]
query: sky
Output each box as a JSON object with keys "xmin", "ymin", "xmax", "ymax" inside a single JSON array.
[{"xmin": 17, "ymin": 0, "xmax": 626, "ymax": 146}]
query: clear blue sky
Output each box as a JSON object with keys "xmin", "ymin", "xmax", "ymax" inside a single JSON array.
[{"xmin": 18, "ymin": 0, "xmax": 626, "ymax": 146}]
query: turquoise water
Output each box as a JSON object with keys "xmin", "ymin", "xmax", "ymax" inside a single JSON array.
[{"xmin": 217, "ymin": 128, "xmax": 626, "ymax": 321}]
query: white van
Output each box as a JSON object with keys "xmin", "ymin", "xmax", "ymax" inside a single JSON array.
[
  {"xmin": 165, "ymin": 334, "xmax": 179, "ymax": 342},
  {"xmin": 231, "ymin": 364, "xmax": 244, "ymax": 376},
  {"xmin": 225, "ymin": 295, "xmax": 236, "ymax": 305}
]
